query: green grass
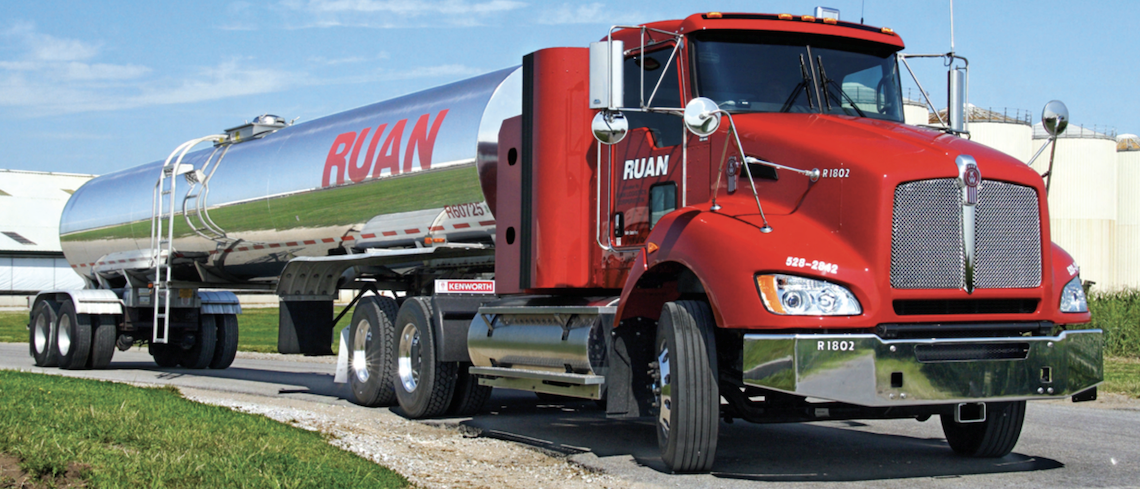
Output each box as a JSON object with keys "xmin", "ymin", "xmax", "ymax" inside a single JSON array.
[
  {"xmin": 0, "ymin": 370, "xmax": 407, "ymax": 488},
  {"xmin": 0, "ymin": 311, "xmax": 25, "ymax": 343},
  {"xmin": 1083, "ymin": 289, "xmax": 1140, "ymax": 358},
  {"xmin": 1105, "ymin": 357, "xmax": 1140, "ymax": 398}
]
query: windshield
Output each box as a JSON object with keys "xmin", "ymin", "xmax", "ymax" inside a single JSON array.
[{"xmin": 691, "ymin": 32, "xmax": 903, "ymax": 122}]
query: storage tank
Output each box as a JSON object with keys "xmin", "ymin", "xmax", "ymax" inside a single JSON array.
[
  {"xmin": 1117, "ymin": 134, "xmax": 1140, "ymax": 290},
  {"xmin": 60, "ymin": 67, "xmax": 522, "ymax": 285},
  {"xmin": 966, "ymin": 106, "xmax": 1033, "ymax": 163},
  {"xmin": 1030, "ymin": 124, "xmax": 1118, "ymax": 291},
  {"xmin": 902, "ymin": 98, "xmax": 928, "ymax": 126}
]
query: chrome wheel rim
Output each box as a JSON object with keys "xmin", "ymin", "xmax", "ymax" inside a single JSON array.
[
  {"xmin": 352, "ymin": 319, "xmax": 371, "ymax": 383},
  {"xmin": 57, "ymin": 314, "xmax": 71, "ymax": 355},
  {"xmin": 33, "ymin": 312, "xmax": 49, "ymax": 354},
  {"xmin": 398, "ymin": 323, "xmax": 421, "ymax": 392},
  {"xmin": 656, "ymin": 344, "xmax": 672, "ymax": 439}
]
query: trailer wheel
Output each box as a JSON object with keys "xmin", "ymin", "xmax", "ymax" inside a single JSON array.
[
  {"xmin": 30, "ymin": 300, "xmax": 60, "ymax": 367},
  {"xmin": 87, "ymin": 314, "xmax": 116, "ymax": 369},
  {"xmin": 349, "ymin": 296, "xmax": 399, "ymax": 406},
  {"xmin": 654, "ymin": 300, "xmax": 719, "ymax": 473},
  {"xmin": 55, "ymin": 300, "xmax": 92, "ymax": 370},
  {"xmin": 941, "ymin": 401, "xmax": 1026, "ymax": 457},
  {"xmin": 209, "ymin": 314, "xmax": 239, "ymax": 369},
  {"xmin": 394, "ymin": 297, "xmax": 456, "ymax": 418},
  {"xmin": 149, "ymin": 342, "xmax": 181, "ymax": 367},
  {"xmin": 448, "ymin": 363, "xmax": 492, "ymax": 416},
  {"xmin": 181, "ymin": 314, "xmax": 218, "ymax": 369}
]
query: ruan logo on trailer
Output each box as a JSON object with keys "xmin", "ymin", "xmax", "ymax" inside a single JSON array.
[{"xmin": 322, "ymin": 109, "xmax": 449, "ymax": 187}]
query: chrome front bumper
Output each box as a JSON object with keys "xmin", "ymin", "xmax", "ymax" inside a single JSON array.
[{"xmin": 742, "ymin": 330, "xmax": 1102, "ymax": 406}]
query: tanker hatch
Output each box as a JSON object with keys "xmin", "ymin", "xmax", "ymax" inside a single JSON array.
[{"xmin": 224, "ymin": 114, "xmax": 288, "ymax": 144}]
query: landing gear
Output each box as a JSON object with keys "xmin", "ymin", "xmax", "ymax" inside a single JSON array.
[{"xmin": 654, "ymin": 300, "xmax": 719, "ymax": 473}]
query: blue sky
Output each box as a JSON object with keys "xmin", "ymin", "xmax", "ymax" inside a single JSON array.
[{"xmin": 2, "ymin": 0, "xmax": 1135, "ymax": 175}]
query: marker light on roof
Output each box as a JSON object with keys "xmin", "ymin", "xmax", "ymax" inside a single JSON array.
[
  {"xmin": 707, "ymin": 12, "xmax": 722, "ymax": 19},
  {"xmin": 881, "ymin": 27, "xmax": 895, "ymax": 35},
  {"xmin": 778, "ymin": 13, "xmax": 793, "ymax": 20},
  {"xmin": 801, "ymin": 15, "xmax": 816, "ymax": 22},
  {"xmin": 823, "ymin": 18, "xmax": 838, "ymax": 25}
]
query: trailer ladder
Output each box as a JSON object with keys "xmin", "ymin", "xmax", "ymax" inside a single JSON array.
[
  {"xmin": 150, "ymin": 135, "xmax": 225, "ymax": 344},
  {"xmin": 182, "ymin": 142, "xmax": 233, "ymax": 242}
]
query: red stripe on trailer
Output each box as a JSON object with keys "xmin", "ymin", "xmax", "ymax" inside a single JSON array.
[
  {"xmin": 341, "ymin": 235, "xmax": 355, "ymax": 241},
  {"xmin": 238, "ymin": 247, "xmax": 249, "ymax": 251},
  {"xmin": 361, "ymin": 233, "xmax": 376, "ymax": 239},
  {"xmin": 382, "ymin": 231, "xmax": 398, "ymax": 236},
  {"xmin": 404, "ymin": 228, "xmax": 420, "ymax": 234},
  {"xmin": 253, "ymin": 245, "xmax": 265, "ymax": 250},
  {"xmin": 303, "ymin": 240, "xmax": 316, "ymax": 245},
  {"xmin": 269, "ymin": 243, "xmax": 281, "ymax": 248},
  {"xmin": 478, "ymin": 220, "xmax": 496, "ymax": 226},
  {"xmin": 286, "ymin": 241, "xmax": 298, "ymax": 246},
  {"xmin": 322, "ymin": 238, "xmax": 335, "ymax": 243},
  {"xmin": 453, "ymin": 223, "xmax": 471, "ymax": 229},
  {"xmin": 430, "ymin": 226, "xmax": 445, "ymax": 231}
]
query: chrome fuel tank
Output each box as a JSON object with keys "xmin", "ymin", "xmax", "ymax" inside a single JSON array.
[{"xmin": 61, "ymin": 67, "xmax": 521, "ymax": 283}]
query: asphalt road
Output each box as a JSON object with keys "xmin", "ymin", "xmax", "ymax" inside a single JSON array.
[{"xmin": 3, "ymin": 342, "xmax": 1137, "ymax": 488}]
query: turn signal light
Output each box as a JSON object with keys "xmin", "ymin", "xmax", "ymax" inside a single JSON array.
[
  {"xmin": 646, "ymin": 242, "xmax": 659, "ymax": 254},
  {"xmin": 778, "ymin": 13, "xmax": 793, "ymax": 20},
  {"xmin": 707, "ymin": 12, "xmax": 722, "ymax": 19}
]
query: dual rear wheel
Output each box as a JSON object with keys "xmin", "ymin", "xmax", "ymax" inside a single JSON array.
[
  {"xmin": 149, "ymin": 313, "xmax": 239, "ymax": 369},
  {"xmin": 30, "ymin": 299, "xmax": 117, "ymax": 370}
]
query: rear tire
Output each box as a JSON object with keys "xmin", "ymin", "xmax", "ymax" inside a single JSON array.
[
  {"xmin": 209, "ymin": 314, "xmax": 239, "ymax": 369},
  {"xmin": 348, "ymin": 296, "xmax": 399, "ymax": 406},
  {"xmin": 394, "ymin": 297, "xmax": 456, "ymax": 418},
  {"xmin": 941, "ymin": 401, "xmax": 1026, "ymax": 457},
  {"xmin": 655, "ymin": 300, "xmax": 719, "ymax": 473},
  {"xmin": 86, "ymin": 315, "xmax": 116, "ymax": 369},
  {"xmin": 55, "ymin": 300, "xmax": 92, "ymax": 370},
  {"xmin": 30, "ymin": 301, "xmax": 60, "ymax": 367},
  {"xmin": 150, "ymin": 342, "xmax": 181, "ymax": 368},
  {"xmin": 448, "ymin": 363, "xmax": 492, "ymax": 416},
  {"xmin": 181, "ymin": 314, "xmax": 218, "ymax": 369}
]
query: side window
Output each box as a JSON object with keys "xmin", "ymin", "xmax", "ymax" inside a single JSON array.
[
  {"xmin": 649, "ymin": 183, "xmax": 677, "ymax": 228},
  {"xmin": 623, "ymin": 49, "xmax": 683, "ymax": 147}
]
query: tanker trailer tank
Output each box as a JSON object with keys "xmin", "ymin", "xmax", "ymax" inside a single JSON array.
[{"xmin": 59, "ymin": 67, "xmax": 522, "ymax": 286}]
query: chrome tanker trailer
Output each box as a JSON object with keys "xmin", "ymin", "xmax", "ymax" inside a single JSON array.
[{"xmin": 32, "ymin": 11, "xmax": 1102, "ymax": 473}]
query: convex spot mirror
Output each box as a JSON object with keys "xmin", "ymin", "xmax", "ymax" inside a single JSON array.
[
  {"xmin": 592, "ymin": 110, "xmax": 629, "ymax": 145},
  {"xmin": 684, "ymin": 97, "xmax": 721, "ymax": 137},
  {"xmin": 1042, "ymin": 100, "xmax": 1069, "ymax": 137}
]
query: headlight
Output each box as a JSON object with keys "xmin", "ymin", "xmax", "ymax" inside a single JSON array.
[
  {"xmin": 1060, "ymin": 276, "xmax": 1088, "ymax": 313},
  {"xmin": 756, "ymin": 274, "xmax": 862, "ymax": 316}
]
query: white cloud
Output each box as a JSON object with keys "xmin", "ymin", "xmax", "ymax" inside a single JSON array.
[
  {"xmin": 63, "ymin": 62, "xmax": 152, "ymax": 81},
  {"xmin": 537, "ymin": 3, "xmax": 643, "ymax": 25},
  {"xmin": 279, "ymin": 0, "xmax": 525, "ymax": 28},
  {"xmin": 309, "ymin": 52, "xmax": 390, "ymax": 65}
]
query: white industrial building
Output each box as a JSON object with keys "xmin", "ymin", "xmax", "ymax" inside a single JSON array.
[{"xmin": 0, "ymin": 169, "xmax": 95, "ymax": 305}]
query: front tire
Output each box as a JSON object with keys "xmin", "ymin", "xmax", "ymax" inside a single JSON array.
[
  {"xmin": 348, "ymin": 296, "xmax": 399, "ymax": 406},
  {"xmin": 448, "ymin": 363, "xmax": 492, "ymax": 416},
  {"xmin": 394, "ymin": 297, "xmax": 456, "ymax": 418},
  {"xmin": 941, "ymin": 401, "xmax": 1026, "ymax": 457},
  {"xmin": 55, "ymin": 300, "xmax": 92, "ymax": 370},
  {"xmin": 655, "ymin": 300, "xmax": 719, "ymax": 473},
  {"xmin": 30, "ymin": 301, "xmax": 60, "ymax": 367}
]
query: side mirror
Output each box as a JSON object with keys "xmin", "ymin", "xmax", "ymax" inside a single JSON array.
[
  {"xmin": 589, "ymin": 41, "xmax": 624, "ymax": 109},
  {"xmin": 1042, "ymin": 100, "xmax": 1069, "ymax": 137},
  {"xmin": 683, "ymin": 97, "xmax": 721, "ymax": 137},
  {"xmin": 591, "ymin": 110, "xmax": 628, "ymax": 145}
]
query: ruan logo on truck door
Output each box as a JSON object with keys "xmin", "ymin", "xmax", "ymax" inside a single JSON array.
[{"xmin": 322, "ymin": 109, "xmax": 449, "ymax": 187}]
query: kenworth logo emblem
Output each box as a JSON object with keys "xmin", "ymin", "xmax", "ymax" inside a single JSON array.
[{"xmin": 956, "ymin": 154, "xmax": 980, "ymax": 293}]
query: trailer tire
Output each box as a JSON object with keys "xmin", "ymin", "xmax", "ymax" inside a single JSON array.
[
  {"xmin": 209, "ymin": 314, "xmax": 239, "ymax": 369},
  {"xmin": 149, "ymin": 343, "xmax": 181, "ymax": 367},
  {"xmin": 655, "ymin": 300, "xmax": 719, "ymax": 473},
  {"xmin": 941, "ymin": 401, "xmax": 1026, "ymax": 458},
  {"xmin": 181, "ymin": 314, "xmax": 218, "ymax": 369},
  {"xmin": 55, "ymin": 300, "xmax": 92, "ymax": 370},
  {"xmin": 30, "ymin": 301, "xmax": 60, "ymax": 367},
  {"xmin": 349, "ymin": 296, "xmax": 399, "ymax": 407},
  {"xmin": 87, "ymin": 315, "xmax": 116, "ymax": 369},
  {"xmin": 448, "ymin": 363, "xmax": 492, "ymax": 416},
  {"xmin": 394, "ymin": 297, "xmax": 456, "ymax": 418}
]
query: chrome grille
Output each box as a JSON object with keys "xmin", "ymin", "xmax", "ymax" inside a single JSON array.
[
  {"xmin": 975, "ymin": 181, "xmax": 1041, "ymax": 288},
  {"xmin": 891, "ymin": 179, "xmax": 1041, "ymax": 289}
]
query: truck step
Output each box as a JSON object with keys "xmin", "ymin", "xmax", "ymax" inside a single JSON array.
[{"xmin": 469, "ymin": 366, "xmax": 604, "ymax": 400}]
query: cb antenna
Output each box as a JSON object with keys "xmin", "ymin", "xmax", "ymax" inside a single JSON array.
[
  {"xmin": 949, "ymin": 0, "xmax": 956, "ymax": 55},
  {"xmin": 860, "ymin": 0, "xmax": 865, "ymax": 24}
]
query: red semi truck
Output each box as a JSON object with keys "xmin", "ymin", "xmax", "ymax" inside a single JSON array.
[{"xmin": 34, "ymin": 11, "xmax": 1101, "ymax": 472}]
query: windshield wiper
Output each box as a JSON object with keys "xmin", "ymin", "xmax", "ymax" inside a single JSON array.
[
  {"xmin": 816, "ymin": 55, "xmax": 866, "ymax": 118},
  {"xmin": 780, "ymin": 54, "xmax": 815, "ymax": 113}
]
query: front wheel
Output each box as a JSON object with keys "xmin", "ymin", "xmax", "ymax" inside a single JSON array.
[
  {"xmin": 654, "ymin": 300, "xmax": 719, "ymax": 473},
  {"xmin": 941, "ymin": 401, "xmax": 1026, "ymax": 457},
  {"xmin": 394, "ymin": 297, "xmax": 456, "ymax": 418}
]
